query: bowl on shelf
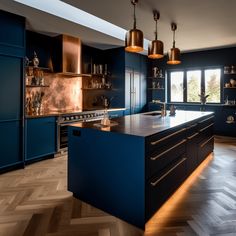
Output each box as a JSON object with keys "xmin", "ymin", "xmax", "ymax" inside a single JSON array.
[{"xmin": 226, "ymin": 115, "xmax": 235, "ymax": 124}]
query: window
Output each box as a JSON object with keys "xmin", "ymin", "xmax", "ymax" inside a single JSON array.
[
  {"xmin": 169, "ymin": 68, "xmax": 221, "ymax": 103},
  {"xmin": 170, "ymin": 72, "xmax": 184, "ymax": 102},
  {"xmin": 205, "ymin": 69, "xmax": 221, "ymax": 103},
  {"xmin": 187, "ymin": 70, "xmax": 201, "ymax": 102}
]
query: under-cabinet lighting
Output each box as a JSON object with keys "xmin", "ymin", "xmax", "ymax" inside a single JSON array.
[{"xmin": 146, "ymin": 154, "xmax": 213, "ymax": 234}]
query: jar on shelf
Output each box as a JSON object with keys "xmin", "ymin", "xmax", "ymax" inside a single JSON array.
[
  {"xmin": 231, "ymin": 65, "xmax": 236, "ymax": 74},
  {"xmin": 224, "ymin": 66, "xmax": 230, "ymax": 74}
]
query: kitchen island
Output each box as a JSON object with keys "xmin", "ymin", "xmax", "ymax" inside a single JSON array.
[{"xmin": 68, "ymin": 111, "xmax": 214, "ymax": 229}]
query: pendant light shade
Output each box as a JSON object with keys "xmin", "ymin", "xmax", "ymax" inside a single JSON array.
[
  {"xmin": 125, "ymin": 0, "xmax": 143, "ymax": 53},
  {"xmin": 167, "ymin": 23, "xmax": 181, "ymax": 65},
  {"xmin": 148, "ymin": 11, "xmax": 164, "ymax": 59},
  {"xmin": 125, "ymin": 29, "xmax": 143, "ymax": 52}
]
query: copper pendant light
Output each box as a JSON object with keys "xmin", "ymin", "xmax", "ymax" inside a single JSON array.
[
  {"xmin": 167, "ymin": 23, "xmax": 181, "ymax": 65},
  {"xmin": 125, "ymin": 0, "xmax": 143, "ymax": 53},
  {"xmin": 148, "ymin": 11, "xmax": 164, "ymax": 59}
]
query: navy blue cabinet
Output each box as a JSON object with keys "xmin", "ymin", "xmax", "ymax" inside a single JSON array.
[
  {"xmin": 104, "ymin": 48, "xmax": 147, "ymax": 114},
  {"xmin": 0, "ymin": 55, "xmax": 22, "ymax": 121},
  {"xmin": 0, "ymin": 10, "xmax": 25, "ymax": 172},
  {"xmin": 125, "ymin": 52, "xmax": 147, "ymax": 115},
  {"xmin": 0, "ymin": 121, "xmax": 22, "ymax": 168},
  {"xmin": 26, "ymin": 117, "xmax": 57, "ymax": 161}
]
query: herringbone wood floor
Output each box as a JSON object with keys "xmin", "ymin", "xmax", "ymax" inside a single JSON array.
[{"xmin": 0, "ymin": 136, "xmax": 235, "ymax": 236}]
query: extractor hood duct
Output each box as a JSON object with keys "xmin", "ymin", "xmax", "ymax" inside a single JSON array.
[{"xmin": 52, "ymin": 35, "xmax": 89, "ymax": 77}]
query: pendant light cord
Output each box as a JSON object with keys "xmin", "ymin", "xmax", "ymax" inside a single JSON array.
[
  {"xmin": 171, "ymin": 23, "xmax": 177, "ymax": 48},
  {"xmin": 155, "ymin": 19, "xmax": 157, "ymax": 40},
  {"xmin": 133, "ymin": 1, "xmax": 136, "ymax": 29},
  {"xmin": 173, "ymin": 30, "xmax": 176, "ymax": 48},
  {"xmin": 153, "ymin": 11, "xmax": 159, "ymax": 41}
]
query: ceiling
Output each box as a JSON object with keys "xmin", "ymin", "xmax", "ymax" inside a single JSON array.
[{"xmin": 1, "ymin": 0, "xmax": 236, "ymax": 53}]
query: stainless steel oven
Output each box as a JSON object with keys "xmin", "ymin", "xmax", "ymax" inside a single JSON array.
[{"xmin": 57, "ymin": 112, "xmax": 104, "ymax": 152}]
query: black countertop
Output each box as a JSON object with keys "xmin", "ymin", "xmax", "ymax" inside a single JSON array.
[{"xmin": 70, "ymin": 110, "xmax": 214, "ymax": 137}]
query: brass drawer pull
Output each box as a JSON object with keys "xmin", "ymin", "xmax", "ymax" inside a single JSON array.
[
  {"xmin": 198, "ymin": 116, "xmax": 214, "ymax": 124},
  {"xmin": 187, "ymin": 132, "xmax": 199, "ymax": 140},
  {"xmin": 186, "ymin": 123, "xmax": 197, "ymax": 130},
  {"xmin": 150, "ymin": 128, "xmax": 186, "ymax": 146},
  {"xmin": 150, "ymin": 157, "xmax": 187, "ymax": 187},
  {"xmin": 199, "ymin": 123, "xmax": 214, "ymax": 132},
  {"xmin": 150, "ymin": 139, "xmax": 187, "ymax": 161},
  {"xmin": 200, "ymin": 136, "xmax": 214, "ymax": 148}
]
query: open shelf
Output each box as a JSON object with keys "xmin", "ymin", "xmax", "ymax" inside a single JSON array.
[
  {"xmin": 148, "ymin": 88, "xmax": 165, "ymax": 90},
  {"xmin": 82, "ymin": 88, "xmax": 112, "ymax": 91},
  {"xmin": 25, "ymin": 66, "xmax": 51, "ymax": 72},
  {"xmin": 26, "ymin": 85, "xmax": 49, "ymax": 88},
  {"xmin": 147, "ymin": 76, "xmax": 165, "ymax": 79}
]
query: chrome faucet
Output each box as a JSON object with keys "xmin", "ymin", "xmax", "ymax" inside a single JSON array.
[{"xmin": 152, "ymin": 100, "xmax": 167, "ymax": 116}]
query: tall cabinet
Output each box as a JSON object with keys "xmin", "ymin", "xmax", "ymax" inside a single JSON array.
[
  {"xmin": 125, "ymin": 52, "xmax": 147, "ymax": 115},
  {"xmin": 0, "ymin": 10, "xmax": 25, "ymax": 171}
]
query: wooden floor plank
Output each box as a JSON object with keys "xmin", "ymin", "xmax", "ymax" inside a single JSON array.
[{"xmin": 0, "ymin": 136, "xmax": 235, "ymax": 235}]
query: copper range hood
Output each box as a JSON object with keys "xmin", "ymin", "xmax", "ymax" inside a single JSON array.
[{"xmin": 52, "ymin": 35, "xmax": 90, "ymax": 77}]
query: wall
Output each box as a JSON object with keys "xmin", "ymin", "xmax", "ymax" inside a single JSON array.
[
  {"xmin": 26, "ymin": 74, "xmax": 82, "ymax": 113},
  {"xmin": 149, "ymin": 47, "xmax": 236, "ymax": 137}
]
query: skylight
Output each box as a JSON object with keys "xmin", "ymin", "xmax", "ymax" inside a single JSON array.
[{"xmin": 14, "ymin": 0, "xmax": 149, "ymax": 50}]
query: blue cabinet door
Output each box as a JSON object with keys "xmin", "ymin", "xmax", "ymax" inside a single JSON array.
[
  {"xmin": 0, "ymin": 121, "xmax": 22, "ymax": 168},
  {"xmin": 0, "ymin": 55, "xmax": 22, "ymax": 121},
  {"xmin": 26, "ymin": 117, "xmax": 56, "ymax": 160},
  {"xmin": 0, "ymin": 10, "xmax": 25, "ymax": 48}
]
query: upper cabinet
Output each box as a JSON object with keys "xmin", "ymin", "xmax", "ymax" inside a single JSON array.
[{"xmin": 0, "ymin": 10, "xmax": 25, "ymax": 50}]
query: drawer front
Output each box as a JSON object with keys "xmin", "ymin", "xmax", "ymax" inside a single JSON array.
[
  {"xmin": 186, "ymin": 122, "xmax": 198, "ymax": 137},
  {"xmin": 186, "ymin": 131, "xmax": 200, "ymax": 175},
  {"xmin": 147, "ymin": 138, "xmax": 187, "ymax": 179},
  {"xmin": 198, "ymin": 116, "xmax": 214, "ymax": 131},
  {"xmin": 146, "ymin": 126, "xmax": 187, "ymax": 155},
  {"xmin": 198, "ymin": 122, "xmax": 214, "ymax": 143},
  {"xmin": 146, "ymin": 156, "xmax": 187, "ymax": 219},
  {"xmin": 198, "ymin": 136, "xmax": 214, "ymax": 163}
]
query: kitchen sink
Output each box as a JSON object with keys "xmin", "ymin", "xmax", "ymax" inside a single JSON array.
[{"xmin": 143, "ymin": 112, "xmax": 162, "ymax": 116}]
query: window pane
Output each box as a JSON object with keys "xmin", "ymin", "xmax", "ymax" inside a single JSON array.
[
  {"xmin": 187, "ymin": 70, "xmax": 201, "ymax": 102},
  {"xmin": 170, "ymin": 72, "xmax": 184, "ymax": 102},
  {"xmin": 205, "ymin": 69, "xmax": 221, "ymax": 103}
]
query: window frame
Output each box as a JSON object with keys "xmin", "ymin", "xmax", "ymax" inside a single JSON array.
[{"xmin": 167, "ymin": 66, "xmax": 223, "ymax": 104}]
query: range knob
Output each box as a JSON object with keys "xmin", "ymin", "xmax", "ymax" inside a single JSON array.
[
  {"xmin": 80, "ymin": 115, "xmax": 83, "ymax": 119},
  {"xmin": 75, "ymin": 116, "xmax": 79, "ymax": 119},
  {"xmin": 87, "ymin": 114, "xmax": 91, "ymax": 118},
  {"xmin": 66, "ymin": 117, "xmax": 70, "ymax": 121}
]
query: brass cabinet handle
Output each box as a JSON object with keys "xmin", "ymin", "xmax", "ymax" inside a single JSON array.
[
  {"xmin": 150, "ymin": 128, "xmax": 186, "ymax": 146},
  {"xmin": 186, "ymin": 123, "xmax": 197, "ymax": 130},
  {"xmin": 150, "ymin": 157, "xmax": 187, "ymax": 187},
  {"xmin": 150, "ymin": 139, "xmax": 187, "ymax": 161},
  {"xmin": 187, "ymin": 132, "xmax": 199, "ymax": 140},
  {"xmin": 198, "ymin": 116, "xmax": 214, "ymax": 124},
  {"xmin": 199, "ymin": 123, "xmax": 214, "ymax": 132},
  {"xmin": 200, "ymin": 136, "xmax": 214, "ymax": 148}
]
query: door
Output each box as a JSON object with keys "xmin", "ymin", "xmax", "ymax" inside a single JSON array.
[{"xmin": 125, "ymin": 69, "xmax": 141, "ymax": 115}]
